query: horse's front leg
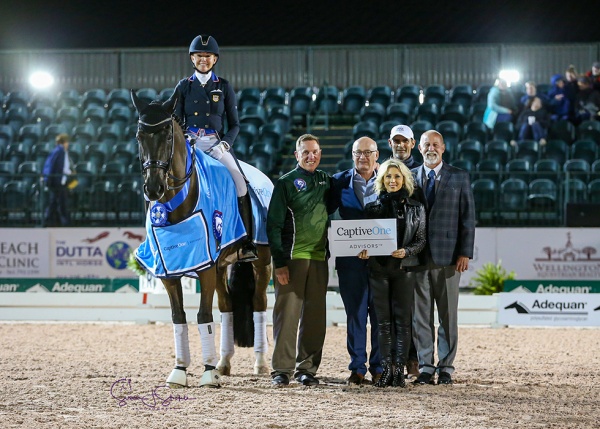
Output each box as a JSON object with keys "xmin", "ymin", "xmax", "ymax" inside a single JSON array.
[
  {"xmin": 196, "ymin": 268, "xmax": 221, "ymax": 388},
  {"xmin": 162, "ymin": 278, "xmax": 189, "ymax": 388},
  {"xmin": 252, "ymin": 246, "xmax": 273, "ymax": 375},
  {"xmin": 215, "ymin": 266, "xmax": 234, "ymax": 376}
]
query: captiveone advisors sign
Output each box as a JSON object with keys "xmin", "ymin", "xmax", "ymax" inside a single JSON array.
[{"xmin": 329, "ymin": 219, "xmax": 397, "ymax": 257}]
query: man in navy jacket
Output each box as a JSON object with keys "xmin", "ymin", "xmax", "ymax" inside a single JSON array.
[
  {"xmin": 330, "ymin": 136, "xmax": 382, "ymax": 385},
  {"xmin": 42, "ymin": 133, "xmax": 72, "ymax": 226}
]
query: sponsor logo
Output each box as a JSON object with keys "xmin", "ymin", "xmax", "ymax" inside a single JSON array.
[
  {"xmin": 532, "ymin": 232, "xmax": 600, "ymax": 279},
  {"xmin": 505, "ymin": 299, "xmax": 587, "ymax": 315},
  {"xmin": 212, "ymin": 210, "xmax": 223, "ymax": 251},
  {"xmin": 335, "ymin": 225, "xmax": 392, "ymax": 239},
  {"xmin": 293, "ymin": 178, "xmax": 306, "ymax": 192}
]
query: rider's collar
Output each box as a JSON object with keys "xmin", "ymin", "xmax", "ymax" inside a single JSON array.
[{"xmin": 191, "ymin": 71, "xmax": 220, "ymax": 84}]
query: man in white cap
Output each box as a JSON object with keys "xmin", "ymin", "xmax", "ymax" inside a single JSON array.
[
  {"xmin": 385, "ymin": 124, "xmax": 422, "ymax": 379},
  {"xmin": 388, "ymin": 124, "xmax": 421, "ymax": 169}
]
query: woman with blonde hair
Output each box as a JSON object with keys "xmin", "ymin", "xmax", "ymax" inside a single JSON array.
[{"xmin": 358, "ymin": 158, "xmax": 426, "ymax": 387}]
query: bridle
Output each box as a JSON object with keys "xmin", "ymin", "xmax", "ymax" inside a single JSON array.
[{"xmin": 138, "ymin": 114, "xmax": 195, "ymax": 191}]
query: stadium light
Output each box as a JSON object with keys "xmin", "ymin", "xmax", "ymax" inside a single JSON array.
[
  {"xmin": 498, "ymin": 69, "xmax": 520, "ymax": 86},
  {"xmin": 29, "ymin": 71, "xmax": 55, "ymax": 89}
]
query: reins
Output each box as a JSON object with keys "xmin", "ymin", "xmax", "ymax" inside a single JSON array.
[{"xmin": 138, "ymin": 115, "xmax": 196, "ymax": 191}]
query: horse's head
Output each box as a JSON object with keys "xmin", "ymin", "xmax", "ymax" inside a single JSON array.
[{"xmin": 131, "ymin": 89, "xmax": 179, "ymax": 201}]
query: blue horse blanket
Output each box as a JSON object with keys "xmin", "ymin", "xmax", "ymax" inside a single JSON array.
[{"xmin": 136, "ymin": 148, "xmax": 247, "ymax": 278}]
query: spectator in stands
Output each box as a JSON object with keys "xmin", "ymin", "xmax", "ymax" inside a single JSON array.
[
  {"xmin": 42, "ymin": 133, "xmax": 72, "ymax": 227},
  {"xmin": 547, "ymin": 74, "xmax": 571, "ymax": 121},
  {"xmin": 359, "ymin": 159, "xmax": 426, "ymax": 388},
  {"xmin": 584, "ymin": 61, "xmax": 600, "ymax": 92},
  {"xmin": 574, "ymin": 76, "xmax": 600, "ymax": 125},
  {"xmin": 267, "ymin": 134, "xmax": 331, "ymax": 387},
  {"xmin": 516, "ymin": 97, "xmax": 550, "ymax": 144},
  {"xmin": 564, "ymin": 65, "xmax": 580, "ymax": 121},
  {"xmin": 520, "ymin": 81, "xmax": 544, "ymax": 108},
  {"xmin": 174, "ymin": 34, "xmax": 256, "ymax": 261},
  {"xmin": 483, "ymin": 78, "xmax": 516, "ymax": 129},
  {"xmin": 330, "ymin": 136, "xmax": 382, "ymax": 386},
  {"xmin": 411, "ymin": 130, "xmax": 476, "ymax": 386}
]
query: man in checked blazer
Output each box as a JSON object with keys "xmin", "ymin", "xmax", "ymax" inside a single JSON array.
[{"xmin": 410, "ymin": 130, "xmax": 476, "ymax": 386}]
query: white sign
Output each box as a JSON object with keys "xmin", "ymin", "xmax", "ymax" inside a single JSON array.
[
  {"xmin": 497, "ymin": 293, "xmax": 600, "ymax": 327},
  {"xmin": 50, "ymin": 227, "xmax": 146, "ymax": 278},
  {"xmin": 497, "ymin": 229, "xmax": 600, "ymax": 280},
  {"xmin": 329, "ymin": 219, "xmax": 397, "ymax": 257},
  {"xmin": 0, "ymin": 229, "xmax": 51, "ymax": 277}
]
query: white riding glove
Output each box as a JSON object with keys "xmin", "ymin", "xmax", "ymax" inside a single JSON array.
[{"xmin": 206, "ymin": 141, "xmax": 230, "ymax": 160}]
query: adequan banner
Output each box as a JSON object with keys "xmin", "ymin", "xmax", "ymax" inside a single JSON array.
[{"xmin": 497, "ymin": 293, "xmax": 600, "ymax": 326}]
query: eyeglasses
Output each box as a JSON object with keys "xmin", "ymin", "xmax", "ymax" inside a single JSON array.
[{"xmin": 352, "ymin": 150, "xmax": 376, "ymax": 158}]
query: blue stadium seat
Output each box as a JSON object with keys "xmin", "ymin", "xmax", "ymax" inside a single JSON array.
[
  {"xmin": 449, "ymin": 84, "xmax": 473, "ymax": 110},
  {"xmin": 570, "ymin": 140, "xmax": 597, "ymax": 166},
  {"xmin": 359, "ymin": 104, "xmax": 386, "ymax": 127},
  {"xmin": 237, "ymin": 87, "xmax": 261, "ymax": 111},
  {"xmin": 367, "ymin": 86, "xmax": 392, "ymax": 109},
  {"xmin": 385, "ymin": 103, "xmax": 413, "ymax": 124},
  {"xmin": 352, "ymin": 121, "xmax": 378, "ymax": 140},
  {"xmin": 395, "ymin": 85, "xmax": 421, "ymax": 111},
  {"xmin": 341, "ymin": 86, "xmax": 366, "ymax": 116},
  {"xmin": 423, "ymin": 84, "xmax": 446, "ymax": 108},
  {"xmin": 542, "ymin": 139, "xmax": 569, "ymax": 165},
  {"xmin": 262, "ymin": 86, "xmax": 286, "ymax": 110},
  {"xmin": 457, "ymin": 140, "xmax": 483, "ymax": 165}
]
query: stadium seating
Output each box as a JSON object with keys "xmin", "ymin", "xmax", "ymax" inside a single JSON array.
[
  {"xmin": 385, "ymin": 103, "xmax": 412, "ymax": 124},
  {"xmin": 367, "ymin": 86, "xmax": 393, "ymax": 109},
  {"xmin": 395, "ymin": 85, "xmax": 421, "ymax": 111},
  {"xmin": 262, "ymin": 87, "xmax": 287, "ymax": 110},
  {"xmin": 341, "ymin": 86, "xmax": 366, "ymax": 116}
]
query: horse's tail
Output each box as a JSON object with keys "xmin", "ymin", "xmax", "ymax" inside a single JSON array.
[{"xmin": 229, "ymin": 261, "xmax": 255, "ymax": 347}]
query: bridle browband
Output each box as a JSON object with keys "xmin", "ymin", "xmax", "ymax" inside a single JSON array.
[{"xmin": 138, "ymin": 114, "xmax": 195, "ymax": 191}]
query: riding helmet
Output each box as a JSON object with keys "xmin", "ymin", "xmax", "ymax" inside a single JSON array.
[{"xmin": 189, "ymin": 35, "xmax": 219, "ymax": 57}]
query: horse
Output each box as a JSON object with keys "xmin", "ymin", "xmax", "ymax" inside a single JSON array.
[{"xmin": 130, "ymin": 89, "xmax": 273, "ymax": 388}]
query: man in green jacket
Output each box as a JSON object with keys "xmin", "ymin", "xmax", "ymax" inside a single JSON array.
[{"xmin": 267, "ymin": 133, "xmax": 331, "ymax": 387}]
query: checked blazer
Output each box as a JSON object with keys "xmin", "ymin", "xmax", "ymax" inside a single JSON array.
[{"xmin": 412, "ymin": 162, "xmax": 476, "ymax": 267}]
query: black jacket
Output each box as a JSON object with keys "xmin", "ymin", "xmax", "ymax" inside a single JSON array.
[{"xmin": 364, "ymin": 190, "xmax": 426, "ymax": 273}]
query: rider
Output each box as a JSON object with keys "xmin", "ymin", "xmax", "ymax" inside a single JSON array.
[{"xmin": 174, "ymin": 34, "xmax": 257, "ymax": 262}]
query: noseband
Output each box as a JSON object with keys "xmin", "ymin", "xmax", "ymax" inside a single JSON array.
[{"xmin": 138, "ymin": 114, "xmax": 195, "ymax": 191}]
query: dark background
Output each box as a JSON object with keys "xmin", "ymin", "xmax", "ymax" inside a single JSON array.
[{"xmin": 1, "ymin": 0, "xmax": 599, "ymax": 50}]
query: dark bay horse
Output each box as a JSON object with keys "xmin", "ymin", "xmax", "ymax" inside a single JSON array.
[{"xmin": 131, "ymin": 90, "xmax": 273, "ymax": 387}]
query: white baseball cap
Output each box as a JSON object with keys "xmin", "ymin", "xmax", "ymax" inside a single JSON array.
[{"xmin": 390, "ymin": 124, "xmax": 414, "ymax": 140}]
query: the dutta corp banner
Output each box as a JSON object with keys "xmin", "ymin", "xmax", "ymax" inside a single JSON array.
[{"xmin": 51, "ymin": 228, "xmax": 146, "ymax": 278}]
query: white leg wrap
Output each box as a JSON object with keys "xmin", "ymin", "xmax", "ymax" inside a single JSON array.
[
  {"xmin": 220, "ymin": 312, "xmax": 235, "ymax": 359},
  {"xmin": 173, "ymin": 323, "xmax": 191, "ymax": 368},
  {"xmin": 253, "ymin": 311, "xmax": 269, "ymax": 375},
  {"xmin": 253, "ymin": 311, "xmax": 268, "ymax": 353},
  {"xmin": 216, "ymin": 312, "xmax": 234, "ymax": 376},
  {"xmin": 198, "ymin": 322, "xmax": 218, "ymax": 367}
]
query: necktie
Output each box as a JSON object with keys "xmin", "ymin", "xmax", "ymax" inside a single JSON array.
[{"xmin": 426, "ymin": 170, "xmax": 436, "ymax": 208}]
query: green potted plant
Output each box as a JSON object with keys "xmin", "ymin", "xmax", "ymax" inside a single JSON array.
[{"xmin": 470, "ymin": 260, "xmax": 515, "ymax": 295}]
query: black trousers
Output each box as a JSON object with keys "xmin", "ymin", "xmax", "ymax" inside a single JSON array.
[
  {"xmin": 44, "ymin": 185, "xmax": 70, "ymax": 227},
  {"xmin": 369, "ymin": 268, "xmax": 415, "ymax": 365}
]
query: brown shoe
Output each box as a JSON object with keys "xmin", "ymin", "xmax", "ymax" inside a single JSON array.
[
  {"xmin": 406, "ymin": 360, "xmax": 420, "ymax": 379},
  {"xmin": 346, "ymin": 371, "xmax": 364, "ymax": 385},
  {"xmin": 371, "ymin": 372, "xmax": 382, "ymax": 385}
]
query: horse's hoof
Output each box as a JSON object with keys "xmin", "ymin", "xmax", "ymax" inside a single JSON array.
[
  {"xmin": 216, "ymin": 365, "xmax": 231, "ymax": 376},
  {"xmin": 199, "ymin": 369, "xmax": 221, "ymax": 388},
  {"xmin": 166, "ymin": 368, "xmax": 188, "ymax": 388},
  {"xmin": 254, "ymin": 364, "xmax": 270, "ymax": 375}
]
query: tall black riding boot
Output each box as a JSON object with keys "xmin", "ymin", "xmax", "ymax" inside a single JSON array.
[
  {"xmin": 238, "ymin": 195, "xmax": 258, "ymax": 262},
  {"xmin": 375, "ymin": 320, "xmax": 393, "ymax": 388},
  {"xmin": 393, "ymin": 325, "xmax": 411, "ymax": 387},
  {"xmin": 375, "ymin": 359, "xmax": 393, "ymax": 388}
]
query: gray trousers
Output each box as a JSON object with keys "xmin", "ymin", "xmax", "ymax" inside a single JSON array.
[
  {"xmin": 413, "ymin": 265, "xmax": 461, "ymax": 375},
  {"xmin": 271, "ymin": 259, "xmax": 328, "ymax": 378}
]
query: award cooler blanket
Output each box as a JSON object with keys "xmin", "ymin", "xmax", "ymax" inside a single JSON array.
[{"xmin": 136, "ymin": 148, "xmax": 246, "ymax": 278}]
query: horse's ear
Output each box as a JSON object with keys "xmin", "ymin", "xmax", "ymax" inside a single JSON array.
[
  {"xmin": 131, "ymin": 89, "xmax": 149, "ymax": 113},
  {"xmin": 162, "ymin": 88, "xmax": 179, "ymax": 114}
]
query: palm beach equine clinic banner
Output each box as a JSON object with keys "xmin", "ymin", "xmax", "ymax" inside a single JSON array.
[{"xmin": 329, "ymin": 219, "xmax": 397, "ymax": 257}]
